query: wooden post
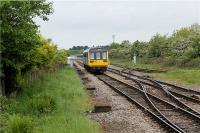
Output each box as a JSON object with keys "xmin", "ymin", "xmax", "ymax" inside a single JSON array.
[
  {"xmin": 0, "ymin": 77, "xmax": 2, "ymax": 96},
  {"xmin": 0, "ymin": 52, "xmax": 5, "ymax": 96}
]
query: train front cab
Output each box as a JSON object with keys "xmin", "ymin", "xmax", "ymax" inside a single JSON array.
[{"xmin": 83, "ymin": 48, "xmax": 109, "ymax": 73}]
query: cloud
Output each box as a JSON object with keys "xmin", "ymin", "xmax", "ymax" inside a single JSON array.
[{"xmin": 35, "ymin": 1, "xmax": 200, "ymax": 49}]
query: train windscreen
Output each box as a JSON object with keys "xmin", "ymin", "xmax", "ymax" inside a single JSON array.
[
  {"xmin": 89, "ymin": 48, "xmax": 107, "ymax": 60},
  {"xmin": 90, "ymin": 52, "xmax": 95, "ymax": 59},
  {"xmin": 102, "ymin": 52, "xmax": 107, "ymax": 59},
  {"xmin": 96, "ymin": 52, "xmax": 101, "ymax": 59}
]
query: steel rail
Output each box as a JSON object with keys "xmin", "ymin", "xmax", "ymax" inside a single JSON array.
[
  {"xmin": 108, "ymin": 66, "xmax": 200, "ymax": 99},
  {"xmin": 99, "ymin": 73, "xmax": 200, "ymax": 133},
  {"xmin": 75, "ymin": 61, "xmax": 200, "ymax": 133},
  {"xmin": 107, "ymin": 68, "xmax": 200, "ymax": 118},
  {"xmin": 97, "ymin": 74, "xmax": 182, "ymax": 133},
  {"xmin": 109, "ymin": 65, "xmax": 200, "ymax": 95}
]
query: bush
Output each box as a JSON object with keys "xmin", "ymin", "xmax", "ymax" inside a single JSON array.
[
  {"xmin": 29, "ymin": 93, "xmax": 56, "ymax": 114},
  {"xmin": 0, "ymin": 113, "xmax": 9, "ymax": 133},
  {"xmin": 164, "ymin": 57, "xmax": 177, "ymax": 66},
  {"xmin": 0, "ymin": 96, "xmax": 18, "ymax": 114},
  {"xmin": 183, "ymin": 57, "xmax": 200, "ymax": 67},
  {"xmin": 7, "ymin": 114, "xmax": 33, "ymax": 133}
]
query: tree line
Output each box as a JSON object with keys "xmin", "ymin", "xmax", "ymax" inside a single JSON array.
[
  {"xmin": 0, "ymin": 1, "xmax": 67, "ymax": 95},
  {"xmin": 109, "ymin": 23, "xmax": 200, "ymax": 67},
  {"xmin": 69, "ymin": 45, "xmax": 89, "ymax": 51}
]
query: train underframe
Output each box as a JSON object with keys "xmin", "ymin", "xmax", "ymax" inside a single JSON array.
[{"xmin": 84, "ymin": 65, "xmax": 107, "ymax": 74}]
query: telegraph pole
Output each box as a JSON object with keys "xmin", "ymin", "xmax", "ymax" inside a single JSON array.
[{"xmin": 112, "ymin": 34, "xmax": 116, "ymax": 43}]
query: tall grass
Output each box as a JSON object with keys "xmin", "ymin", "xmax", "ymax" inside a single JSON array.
[
  {"xmin": 151, "ymin": 69, "xmax": 200, "ymax": 85},
  {"xmin": 1, "ymin": 66, "xmax": 101, "ymax": 133}
]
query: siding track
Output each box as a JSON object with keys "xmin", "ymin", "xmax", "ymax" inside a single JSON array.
[{"xmin": 97, "ymin": 73, "xmax": 200, "ymax": 133}]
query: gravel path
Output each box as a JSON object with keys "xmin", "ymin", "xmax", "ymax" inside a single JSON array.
[{"xmin": 83, "ymin": 72, "xmax": 165, "ymax": 133}]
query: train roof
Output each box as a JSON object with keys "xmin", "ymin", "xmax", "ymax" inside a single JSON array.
[{"xmin": 83, "ymin": 47, "xmax": 107, "ymax": 53}]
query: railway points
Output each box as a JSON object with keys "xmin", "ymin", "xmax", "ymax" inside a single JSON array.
[{"xmin": 75, "ymin": 60, "xmax": 200, "ymax": 133}]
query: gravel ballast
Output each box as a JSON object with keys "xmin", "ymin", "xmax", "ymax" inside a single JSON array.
[{"xmin": 83, "ymin": 72, "xmax": 165, "ymax": 133}]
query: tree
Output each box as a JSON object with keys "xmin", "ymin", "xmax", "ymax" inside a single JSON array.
[
  {"xmin": 120, "ymin": 40, "xmax": 131, "ymax": 48},
  {"xmin": 191, "ymin": 35, "xmax": 200, "ymax": 57},
  {"xmin": 148, "ymin": 34, "xmax": 168, "ymax": 58},
  {"xmin": 109, "ymin": 42, "xmax": 120, "ymax": 49},
  {"xmin": 130, "ymin": 40, "xmax": 140, "ymax": 57},
  {"xmin": 0, "ymin": 1, "xmax": 53, "ymax": 94}
]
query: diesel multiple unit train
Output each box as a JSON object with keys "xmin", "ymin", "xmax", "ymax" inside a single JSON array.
[{"xmin": 83, "ymin": 47, "xmax": 109, "ymax": 73}]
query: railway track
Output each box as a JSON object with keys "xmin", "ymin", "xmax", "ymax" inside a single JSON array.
[
  {"xmin": 75, "ymin": 61, "xmax": 200, "ymax": 132},
  {"xmin": 76, "ymin": 61, "xmax": 200, "ymax": 112},
  {"xmin": 97, "ymin": 73, "xmax": 200, "ymax": 133},
  {"xmin": 108, "ymin": 66, "xmax": 200, "ymax": 103},
  {"xmin": 107, "ymin": 67, "xmax": 200, "ymax": 116},
  {"xmin": 109, "ymin": 64, "xmax": 200, "ymax": 96}
]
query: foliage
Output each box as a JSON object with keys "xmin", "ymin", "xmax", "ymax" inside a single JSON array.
[
  {"xmin": 68, "ymin": 50, "xmax": 83, "ymax": 55},
  {"xmin": 130, "ymin": 40, "xmax": 148, "ymax": 58},
  {"xmin": 29, "ymin": 93, "xmax": 56, "ymax": 114},
  {"xmin": 109, "ymin": 23, "xmax": 200, "ymax": 68},
  {"xmin": 7, "ymin": 114, "xmax": 33, "ymax": 133},
  {"xmin": 109, "ymin": 42, "xmax": 120, "ymax": 49},
  {"xmin": 33, "ymin": 36, "xmax": 57, "ymax": 69},
  {"xmin": 0, "ymin": 67, "xmax": 101, "ymax": 133},
  {"xmin": 69, "ymin": 45, "xmax": 88, "ymax": 50},
  {"xmin": 148, "ymin": 34, "xmax": 168, "ymax": 58},
  {"xmin": 0, "ymin": 1, "xmax": 67, "ymax": 95},
  {"xmin": 55, "ymin": 49, "xmax": 68, "ymax": 64}
]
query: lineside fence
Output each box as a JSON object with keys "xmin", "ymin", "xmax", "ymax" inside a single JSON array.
[
  {"xmin": 23, "ymin": 64, "xmax": 66, "ymax": 87},
  {"xmin": 0, "ymin": 64, "xmax": 66, "ymax": 96}
]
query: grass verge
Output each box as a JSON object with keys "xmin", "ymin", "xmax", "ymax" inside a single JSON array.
[
  {"xmin": 111, "ymin": 58, "xmax": 200, "ymax": 86},
  {"xmin": 0, "ymin": 66, "xmax": 101, "ymax": 133}
]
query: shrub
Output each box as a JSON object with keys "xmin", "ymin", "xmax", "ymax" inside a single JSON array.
[
  {"xmin": 29, "ymin": 93, "xmax": 56, "ymax": 114},
  {"xmin": 0, "ymin": 113, "xmax": 9, "ymax": 133},
  {"xmin": 183, "ymin": 57, "xmax": 200, "ymax": 67},
  {"xmin": 164, "ymin": 57, "xmax": 177, "ymax": 66},
  {"xmin": 0, "ymin": 96, "xmax": 18, "ymax": 114},
  {"xmin": 7, "ymin": 114, "xmax": 33, "ymax": 133}
]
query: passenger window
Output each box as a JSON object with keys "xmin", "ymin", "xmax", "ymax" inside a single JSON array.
[
  {"xmin": 102, "ymin": 52, "xmax": 107, "ymax": 59},
  {"xmin": 96, "ymin": 52, "xmax": 101, "ymax": 59},
  {"xmin": 90, "ymin": 52, "xmax": 94, "ymax": 59}
]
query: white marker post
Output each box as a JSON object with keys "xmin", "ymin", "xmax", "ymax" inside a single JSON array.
[
  {"xmin": 133, "ymin": 53, "xmax": 136, "ymax": 64},
  {"xmin": 67, "ymin": 56, "xmax": 74, "ymax": 67}
]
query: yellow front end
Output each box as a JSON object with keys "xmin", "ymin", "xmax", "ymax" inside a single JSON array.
[
  {"xmin": 87, "ymin": 51, "xmax": 109, "ymax": 67},
  {"xmin": 88, "ymin": 59, "xmax": 109, "ymax": 67}
]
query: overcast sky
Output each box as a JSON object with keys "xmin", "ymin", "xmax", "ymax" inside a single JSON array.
[{"xmin": 35, "ymin": 0, "xmax": 200, "ymax": 49}]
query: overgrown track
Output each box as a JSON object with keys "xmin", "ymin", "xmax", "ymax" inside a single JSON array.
[
  {"xmin": 107, "ymin": 67, "xmax": 200, "ymax": 117},
  {"xmin": 108, "ymin": 65, "xmax": 200, "ymax": 103},
  {"xmin": 97, "ymin": 73, "xmax": 200, "ymax": 133},
  {"xmin": 110, "ymin": 64, "xmax": 200, "ymax": 93}
]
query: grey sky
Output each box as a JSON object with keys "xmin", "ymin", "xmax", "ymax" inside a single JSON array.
[{"xmin": 35, "ymin": 0, "xmax": 200, "ymax": 49}]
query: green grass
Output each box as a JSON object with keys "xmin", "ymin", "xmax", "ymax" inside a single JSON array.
[
  {"xmin": 111, "ymin": 58, "xmax": 200, "ymax": 86},
  {"xmin": 150, "ymin": 69, "xmax": 200, "ymax": 85},
  {"xmin": 0, "ymin": 67, "xmax": 101, "ymax": 133},
  {"xmin": 111, "ymin": 58, "xmax": 165, "ymax": 71}
]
